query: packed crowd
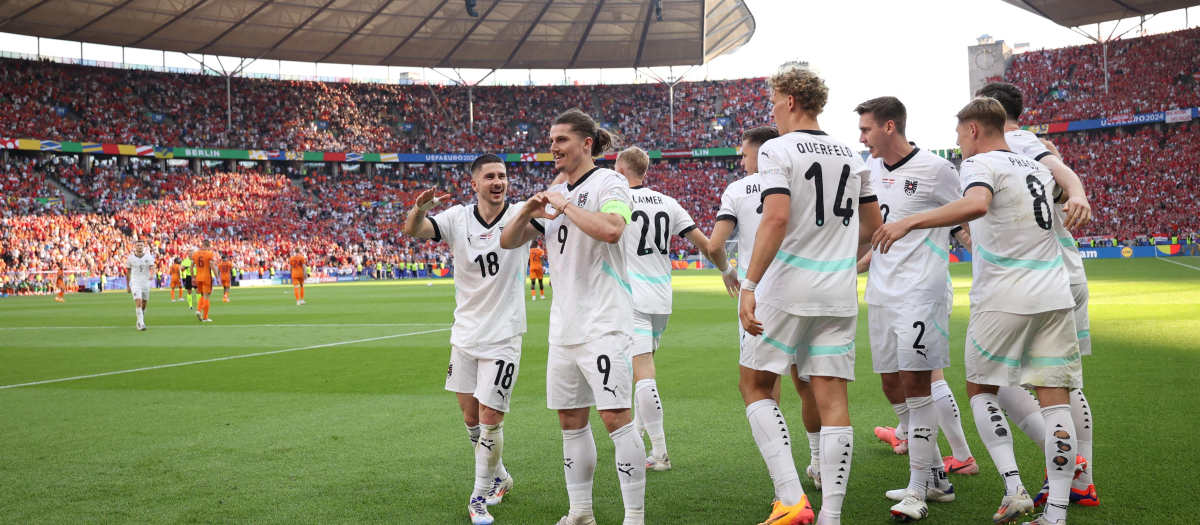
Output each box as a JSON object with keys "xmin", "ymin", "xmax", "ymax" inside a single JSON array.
[
  {"xmin": 1003, "ymin": 27, "xmax": 1200, "ymax": 123},
  {"xmin": 0, "ymin": 57, "xmax": 767, "ymax": 153},
  {"xmin": 1057, "ymin": 122, "xmax": 1200, "ymax": 239}
]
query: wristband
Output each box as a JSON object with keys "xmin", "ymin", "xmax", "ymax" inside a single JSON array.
[
  {"xmin": 417, "ymin": 196, "xmax": 441, "ymax": 212},
  {"xmin": 742, "ymin": 279, "xmax": 757, "ymax": 292},
  {"xmin": 719, "ymin": 263, "xmax": 735, "ymax": 276}
]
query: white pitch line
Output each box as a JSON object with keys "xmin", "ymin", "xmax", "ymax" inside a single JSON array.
[
  {"xmin": 1158, "ymin": 256, "xmax": 1200, "ymax": 271},
  {"xmin": 0, "ymin": 323, "xmax": 451, "ymax": 330},
  {"xmin": 0, "ymin": 328, "xmax": 450, "ymax": 390}
]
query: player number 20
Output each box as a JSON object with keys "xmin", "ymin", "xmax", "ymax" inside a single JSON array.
[
  {"xmin": 632, "ymin": 210, "xmax": 670, "ymax": 256},
  {"xmin": 473, "ymin": 252, "xmax": 500, "ymax": 278}
]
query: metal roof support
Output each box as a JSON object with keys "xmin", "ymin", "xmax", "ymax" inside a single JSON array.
[{"xmin": 184, "ymin": 54, "xmax": 256, "ymax": 131}]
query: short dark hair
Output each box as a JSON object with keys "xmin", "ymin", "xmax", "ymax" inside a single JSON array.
[
  {"xmin": 741, "ymin": 126, "xmax": 780, "ymax": 148},
  {"xmin": 975, "ymin": 82, "xmax": 1023, "ymax": 122},
  {"xmin": 854, "ymin": 96, "xmax": 907, "ymax": 135},
  {"xmin": 470, "ymin": 153, "xmax": 505, "ymax": 174},
  {"xmin": 957, "ymin": 97, "xmax": 1007, "ymax": 135}
]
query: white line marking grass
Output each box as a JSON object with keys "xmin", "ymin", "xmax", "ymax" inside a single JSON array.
[
  {"xmin": 0, "ymin": 323, "xmax": 450, "ymax": 330},
  {"xmin": 1158, "ymin": 257, "xmax": 1200, "ymax": 271},
  {"xmin": 0, "ymin": 328, "xmax": 450, "ymax": 390}
]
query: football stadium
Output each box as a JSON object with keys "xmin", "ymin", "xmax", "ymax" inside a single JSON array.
[{"xmin": 2, "ymin": 0, "xmax": 1199, "ymax": 523}]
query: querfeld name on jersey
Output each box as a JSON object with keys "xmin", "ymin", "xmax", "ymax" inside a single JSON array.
[
  {"xmin": 624, "ymin": 186, "xmax": 697, "ymax": 314},
  {"xmin": 864, "ymin": 148, "xmax": 960, "ymax": 307},
  {"xmin": 127, "ymin": 253, "xmax": 156, "ymax": 288},
  {"xmin": 536, "ymin": 167, "xmax": 635, "ymax": 345},
  {"xmin": 960, "ymin": 151, "xmax": 1074, "ymax": 315},
  {"xmin": 717, "ymin": 173, "xmax": 764, "ymax": 279},
  {"xmin": 757, "ymin": 130, "xmax": 876, "ymax": 317},
  {"xmin": 429, "ymin": 202, "xmax": 530, "ymax": 347},
  {"xmin": 1004, "ymin": 130, "xmax": 1087, "ymax": 286}
]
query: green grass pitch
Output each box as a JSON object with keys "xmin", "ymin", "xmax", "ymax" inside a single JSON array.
[{"xmin": 2, "ymin": 257, "xmax": 1199, "ymax": 524}]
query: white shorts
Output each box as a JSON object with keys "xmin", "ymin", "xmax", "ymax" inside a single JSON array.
[
  {"xmin": 965, "ymin": 309, "xmax": 1082, "ymax": 389},
  {"xmin": 444, "ymin": 335, "xmax": 522, "ymax": 413},
  {"xmin": 632, "ymin": 311, "xmax": 670, "ymax": 357},
  {"xmin": 130, "ymin": 286, "xmax": 150, "ymax": 302},
  {"xmin": 547, "ymin": 332, "xmax": 633, "ymax": 411},
  {"xmin": 869, "ymin": 303, "xmax": 951, "ymax": 373},
  {"xmin": 739, "ymin": 302, "xmax": 856, "ymax": 381},
  {"xmin": 1071, "ymin": 283, "xmax": 1091, "ymax": 356}
]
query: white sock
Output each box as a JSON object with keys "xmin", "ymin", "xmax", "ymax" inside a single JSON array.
[
  {"xmin": 466, "ymin": 423, "xmax": 481, "ymax": 449},
  {"xmin": 495, "ymin": 460, "xmax": 508, "ymax": 481},
  {"xmin": 610, "ymin": 423, "xmax": 647, "ymax": 525},
  {"xmin": 930, "ymin": 443, "xmax": 951, "ymax": 491},
  {"xmin": 635, "ymin": 379, "xmax": 667, "ymax": 458},
  {"xmin": 563, "ymin": 424, "xmax": 597, "ymax": 519},
  {"xmin": 633, "ymin": 396, "xmax": 645, "ymax": 437},
  {"xmin": 472, "ymin": 422, "xmax": 503, "ymax": 499},
  {"xmin": 818, "ymin": 426, "xmax": 853, "ymax": 524},
  {"xmin": 746, "ymin": 399, "xmax": 803, "ymax": 506},
  {"xmin": 970, "ymin": 394, "xmax": 1022, "ymax": 496},
  {"xmin": 905, "ymin": 396, "xmax": 938, "ymax": 499},
  {"xmin": 807, "ymin": 431, "xmax": 821, "ymax": 468},
  {"xmin": 1042, "ymin": 404, "xmax": 1076, "ymax": 523},
  {"xmin": 997, "ymin": 386, "xmax": 1047, "ymax": 449},
  {"xmin": 135, "ymin": 308, "xmax": 144, "ymax": 324},
  {"xmin": 891, "ymin": 402, "xmax": 909, "ymax": 440},
  {"xmin": 931, "ymin": 380, "xmax": 972, "ymax": 461},
  {"xmin": 1070, "ymin": 389, "xmax": 1094, "ymax": 486}
]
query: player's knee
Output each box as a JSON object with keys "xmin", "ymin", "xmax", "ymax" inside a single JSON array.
[
  {"xmin": 597, "ymin": 408, "xmax": 632, "ymax": 432},
  {"xmin": 462, "ymin": 412, "xmax": 481, "ymax": 427},
  {"xmin": 479, "ymin": 405, "xmax": 505, "ymax": 425}
]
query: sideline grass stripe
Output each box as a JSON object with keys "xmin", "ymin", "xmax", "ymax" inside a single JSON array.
[
  {"xmin": 1158, "ymin": 257, "xmax": 1200, "ymax": 271},
  {"xmin": 0, "ymin": 328, "xmax": 450, "ymax": 390},
  {"xmin": 0, "ymin": 323, "xmax": 451, "ymax": 330}
]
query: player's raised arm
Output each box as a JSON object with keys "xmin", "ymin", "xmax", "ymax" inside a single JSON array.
[
  {"xmin": 403, "ymin": 188, "xmax": 451, "ymax": 239},
  {"xmin": 1036, "ymin": 143, "xmax": 1091, "ymax": 230},
  {"xmin": 499, "ymin": 193, "xmax": 548, "ymax": 249}
]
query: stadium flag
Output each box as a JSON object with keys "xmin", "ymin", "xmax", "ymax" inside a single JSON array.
[
  {"xmin": 519, "ymin": 153, "xmax": 537, "ymax": 162},
  {"xmin": 346, "ymin": 153, "xmax": 363, "ymax": 162},
  {"xmin": 1166, "ymin": 108, "xmax": 1192, "ymax": 123},
  {"xmin": 323, "ymin": 152, "xmax": 346, "ymax": 162},
  {"xmin": 154, "ymin": 146, "xmax": 175, "ymax": 159},
  {"xmin": 46, "ymin": 197, "xmax": 63, "ymax": 206},
  {"xmin": 80, "ymin": 142, "xmax": 103, "ymax": 153},
  {"xmin": 378, "ymin": 153, "xmax": 398, "ymax": 162},
  {"xmin": 248, "ymin": 150, "xmax": 268, "ymax": 160},
  {"xmin": 40, "ymin": 141, "xmax": 62, "ymax": 151},
  {"xmin": 1, "ymin": 138, "xmax": 16, "ymax": 149},
  {"xmin": 53, "ymin": 107, "xmax": 68, "ymax": 116},
  {"xmin": 116, "ymin": 144, "xmax": 136, "ymax": 155},
  {"xmin": 1158, "ymin": 245, "xmax": 1182, "ymax": 255},
  {"xmin": 400, "ymin": 123, "xmax": 415, "ymax": 132}
]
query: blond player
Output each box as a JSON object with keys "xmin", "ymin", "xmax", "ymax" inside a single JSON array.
[{"xmin": 126, "ymin": 240, "xmax": 156, "ymax": 330}]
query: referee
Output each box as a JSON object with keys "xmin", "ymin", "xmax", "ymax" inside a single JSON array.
[{"xmin": 180, "ymin": 254, "xmax": 195, "ymax": 310}]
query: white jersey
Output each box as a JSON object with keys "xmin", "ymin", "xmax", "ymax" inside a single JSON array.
[
  {"xmin": 756, "ymin": 130, "xmax": 876, "ymax": 317},
  {"xmin": 864, "ymin": 148, "xmax": 961, "ymax": 307},
  {"xmin": 960, "ymin": 150, "xmax": 1074, "ymax": 315},
  {"xmin": 1005, "ymin": 130, "xmax": 1087, "ymax": 285},
  {"xmin": 126, "ymin": 253, "xmax": 156, "ymax": 288},
  {"xmin": 536, "ymin": 167, "xmax": 635, "ymax": 345},
  {"xmin": 429, "ymin": 202, "xmax": 530, "ymax": 347},
  {"xmin": 717, "ymin": 173, "xmax": 765, "ymax": 279},
  {"xmin": 623, "ymin": 185, "xmax": 697, "ymax": 315}
]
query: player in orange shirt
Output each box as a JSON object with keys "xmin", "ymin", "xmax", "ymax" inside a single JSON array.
[
  {"xmin": 54, "ymin": 267, "xmax": 66, "ymax": 302},
  {"xmin": 288, "ymin": 249, "xmax": 307, "ymax": 305},
  {"xmin": 219, "ymin": 258, "xmax": 234, "ymax": 302},
  {"xmin": 192, "ymin": 240, "xmax": 217, "ymax": 322},
  {"xmin": 528, "ymin": 241, "xmax": 546, "ymax": 300},
  {"xmin": 169, "ymin": 259, "xmax": 182, "ymax": 301}
]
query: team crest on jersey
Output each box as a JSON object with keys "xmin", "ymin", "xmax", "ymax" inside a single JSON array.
[
  {"xmin": 577, "ymin": 191, "xmax": 589, "ymax": 207},
  {"xmin": 882, "ymin": 177, "xmax": 895, "ymax": 189},
  {"xmin": 904, "ymin": 179, "xmax": 919, "ymax": 196}
]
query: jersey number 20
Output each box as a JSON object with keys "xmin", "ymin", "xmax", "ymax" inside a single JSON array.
[{"xmin": 633, "ymin": 211, "xmax": 670, "ymax": 256}]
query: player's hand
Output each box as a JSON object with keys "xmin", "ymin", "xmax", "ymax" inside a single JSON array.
[
  {"xmin": 957, "ymin": 231, "xmax": 974, "ymax": 253},
  {"xmin": 1039, "ymin": 138, "xmax": 1062, "ymax": 159},
  {"xmin": 415, "ymin": 188, "xmax": 451, "ymax": 211},
  {"xmin": 542, "ymin": 191, "xmax": 569, "ymax": 216},
  {"xmin": 721, "ymin": 270, "xmax": 740, "ymax": 298},
  {"xmin": 871, "ymin": 219, "xmax": 913, "ymax": 254},
  {"xmin": 1061, "ymin": 194, "xmax": 1092, "ymax": 231},
  {"xmin": 524, "ymin": 193, "xmax": 555, "ymax": 220},
  {"xmin": 739, "ymin": 289, "xmax": 762, "ymax": 336}
]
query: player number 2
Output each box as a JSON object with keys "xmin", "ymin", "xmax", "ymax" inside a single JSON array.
[
  {"xmin": 912, "ymin": 321, "xmax": 927, "ymax": 350},
  {"xmin": 493, "ymin": 360, "xmax": 515, "ymax": 389},
  {"xmin": 557, "ymin": 225, "xmax": 568, "ymax": 254},
  {"xmin": 804, "ymin": 162, "xmax": 855, "ymax": 227},
  {"xmin": 596, "ymin": 355, "xmax": 611, "ymax": 385},
  {"xmin": 473, "ymin": 252, "xmax": 500, "ymax": 278},
  {"xmin": 1026, "ymin": 175, "xmax": 1052, "ymax": 230}
]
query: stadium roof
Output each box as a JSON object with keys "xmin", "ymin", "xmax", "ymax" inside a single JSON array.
[
  {"xmin": 1001, "ymin": 0, "xmax": 1200, "ymax": 27},
  {"xmin": 0, "ymin": 0, "xmax": 755, "ymax": 69}
]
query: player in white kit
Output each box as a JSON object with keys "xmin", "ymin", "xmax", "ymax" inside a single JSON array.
[
  {"xmin": 872, "ymin": 98, "xmax": 1083, "ymax": 525},
  {"xmin": 711, "ymin": 126, "xmax": 831, "ymax": 495},
  {"xmin": 125, "ymin": 240, "xmax": 156, "ymax": 331},
  {"xmin": 614, "ymin": 146, "xmax": 711, "ymax": 472},
  {"xmin": 403, "ymin": 154, "xmax": 529, "ymax": 525},
  {"xmin": 977, "ymin": 82, "xmax": 1101, "ymax": 508},
  {"xmin": 500, "ymin": 109, "xmax": 646, "ymax": 525},
  {"xmin": 739, "ymin": 68, "xmax": 883, "ymax": 525},
  {"xmin": 853, "ymin": 96, "xmax": 965, "ymax": 520}
]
